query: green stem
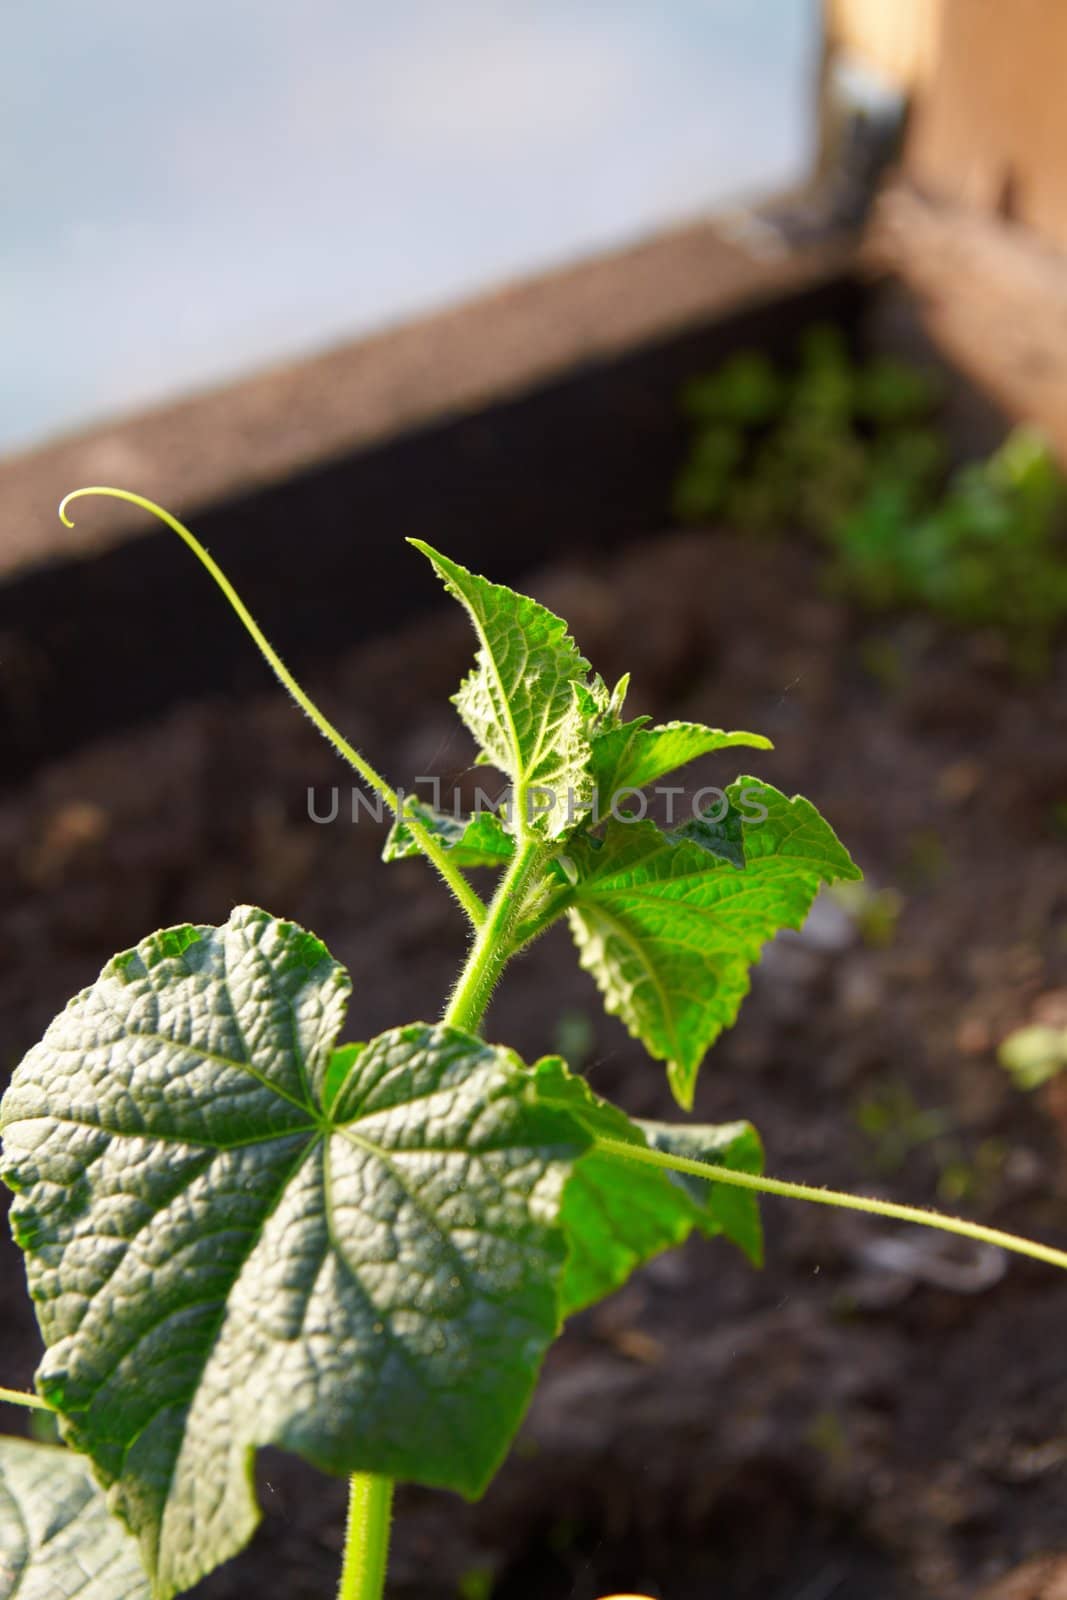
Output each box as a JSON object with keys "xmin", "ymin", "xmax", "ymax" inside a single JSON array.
[
  {"xmin": 595, "ymin": 1136, "xmax": 1067, "ymax": 1274},
  {"xmin": 338, "ymin": 1473, "xmax": 393, "ymax": 1600},
  {"xmin": 57, "ymin": 487, "xmax": 485, "ymax": 930},
  {"xmin": 334, "ymin": 842, "xmax": 546, "ymax": 1596},
  {"xmin": 400, "ymin": 810, "xmax": 485, "ymax": 927},
  {"xmin": 443, "ymin": 839, "xmax": 547, "ymax": 1034},
  {"xmin": 509, "ymin": 884, "xmax": 575, "ymax": 957},
  {"xmin": 0, "ymin": 1385, "xmax": 50, "ymax": 1411}
]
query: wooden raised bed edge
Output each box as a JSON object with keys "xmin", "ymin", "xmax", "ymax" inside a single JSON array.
[{"xmin": 0, "ymin": 221, "xmax": 863, "ymax": 786}]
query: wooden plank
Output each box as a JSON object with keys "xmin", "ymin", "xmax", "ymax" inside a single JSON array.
[
  {"xmin": 0, "ymin": 221, "xmax": 848, "ymax": 585},
  {"xmin": 866, "ymin": 182, "xmax": 1067, "ymax": 463},
  {"xmin": 824, "ymin": 0, "xmax": 941, "ymax": 90},
  {"xmin": 0, "ymin": 220, "xmax": 861, "ymax": 784},
  {"xmin": 907, "ymin": 0, "xmax": 1067, "ymax": 252}
]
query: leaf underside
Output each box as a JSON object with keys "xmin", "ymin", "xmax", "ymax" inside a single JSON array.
[
  {"xmin": 0, "ymin": 1436, "xmax": 149, "ymax": 1600},
  {"xmin": 0, "ymin": 908, "xmax": 588, "ymax": 1598}
]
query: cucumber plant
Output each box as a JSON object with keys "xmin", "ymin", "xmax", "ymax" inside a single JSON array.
[{"xmin": 2, "ymin": 488, "xmax": 1065, "ymax": 1600}]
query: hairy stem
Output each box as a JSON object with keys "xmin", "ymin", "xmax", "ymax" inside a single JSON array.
[
  {"xmin": 0, "ymin": 1385, "xmax": 50, "ymax": 1411},
  {"xmin": 338, "ymin": 1473, "xmax": 393, "ymax": 1600},
  {"xmin": 443, "ymin": 840, "xmax": 547, "ymax": 1034},
  {"xmin": 595, "ymin": 1136, "xmax": 1067, "ymax": 1274},
  {"xmin": 334, "ymin": 842, "xmax": 548, "ymax": 1596},
  {"xmin": 509, "ymin": 884, "xmax": 575, "ymax": 957},
  {"xmin": 57, "ymin": 488, "xmax": 486, "ymax": 928}
]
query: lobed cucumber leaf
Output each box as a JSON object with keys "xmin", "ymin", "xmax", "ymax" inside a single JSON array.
[
  {"xmin": 568, "ymin": 780, "xmax": 860, "ymax": 1107},
  {"xmin": 410, "ymin": 543, "xmax": 593, "ymax": 836},
  {"xmin": 533, "ymin": 1057, "xmax": 763, "ymax": 1316},
  {"xmin": 0, "ymin": 908, "xmax": 589, "ymax": 1598},
  {"xmin": 0, "ymin": 1436, "xmax": 150, "ymax": 1600}
]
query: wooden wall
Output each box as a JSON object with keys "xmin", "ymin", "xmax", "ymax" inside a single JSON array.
[
  {"xmin": 908, "ymin": 0, "xmax": 1067, "ymax": 251},
  {"xmin": 826, "ymin": 0, "xmax": 1067, "ymax": 253},
  {"xmin": 824, "ymin": 0, "xmax": 940, "ymax": 91}
]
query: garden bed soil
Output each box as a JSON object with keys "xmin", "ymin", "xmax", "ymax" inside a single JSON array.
[{"xmin": 2, "ymin": 528, "xmax": 1066, "ymax": 1600}]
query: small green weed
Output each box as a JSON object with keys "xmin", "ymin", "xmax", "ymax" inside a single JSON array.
[{"xmin": 675, "ymin": 329, "xmax": 1067, "ymax": 671}]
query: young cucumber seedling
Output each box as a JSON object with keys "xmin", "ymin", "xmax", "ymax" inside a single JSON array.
[{"xmin": 1, "ymin": 487, "xmax": 1064, "ymax": 1600}]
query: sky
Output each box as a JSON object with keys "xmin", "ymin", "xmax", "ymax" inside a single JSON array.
[{"xmin": 2, "ymin": 1, "xmax": 818, "ymax": 457}]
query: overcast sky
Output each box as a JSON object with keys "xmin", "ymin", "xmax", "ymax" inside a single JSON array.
[{"xmin": 3, "ymin": 1, "xmax": 817, "ymax": 456}]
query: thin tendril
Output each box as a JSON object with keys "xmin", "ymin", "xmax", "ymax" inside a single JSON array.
[
  {"xmin": 58, "ymin": 488, "xmax": 485, "ymax": 926},
  {"xmin": 595, "ymin": 1135, "xmax": 1067, "ymax": 1274},
  {"xmin": 0, "ymin": 1385, "xmax": 51, "ymax": 1412}
]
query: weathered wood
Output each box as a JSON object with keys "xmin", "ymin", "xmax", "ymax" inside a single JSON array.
[
  {"xmin": 0, "ymin": 222, "xmax": 848, "ymax": 585},
  {"xmin": 0, "ymin": 220, "xmax": 860, "ymax": 786},
  {"xmin": 827, "ymin": 0, "xmax": 1067, "ymax": 253},
  {"xmin": 908, "ymin": 0, "xmax": 1067, "ymax": 252},
  {"xmin": 824, "ymin": 0, "xmax": 941, "ymax": 91},
  {"xmin": 866, "ymin": 182, "xmax": 1067, "ymax": 465}
]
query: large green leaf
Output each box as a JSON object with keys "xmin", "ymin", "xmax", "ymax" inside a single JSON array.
[
  {"xmin": 532, "ymin": 1057, "xmax": 763, "ymax": 1317},
  {"xmin": 590, "ymin": 718, "xmax": 772, "ymax": 801},
  {"xmin": 0, "ymin": 907, "xmax": 589, "ymax": 1598},
  {"xmin": 0, "ymin": 1437, "xmax": 150, "ymax": 1600},
  {"xmin": 410, "ymin": 543, "xmax": 593, "ymax": 836},
  {"xmin": 568, "ymin": 780, "xmax": 860, "ymax": 1106}
]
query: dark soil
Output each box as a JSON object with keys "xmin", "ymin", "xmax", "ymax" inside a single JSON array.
[{"xmin": 2, "ymin": 529, "xmax": 1066, "ymax": 1600}]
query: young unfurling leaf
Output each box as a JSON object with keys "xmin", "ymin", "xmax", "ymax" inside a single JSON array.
[
  {"xmin": 589, "ymin": 718, "xmax": 772, "ymax": 801},
  {"xmin": 410, "ymin": 542, "xmax": 593, "ymax": 836},
  {"xmin": 567, "ymin": 780, "xmax": 860, "ymax": 1106}
]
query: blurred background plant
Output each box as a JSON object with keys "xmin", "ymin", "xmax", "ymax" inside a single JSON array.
[
  {"xmin": 999, "ymin": 1022, "xmax": 1067, "ymax": 1092},
  {"xmin": 674, "ymin": 326, "xmax": 1067, "ymax": 673}
]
